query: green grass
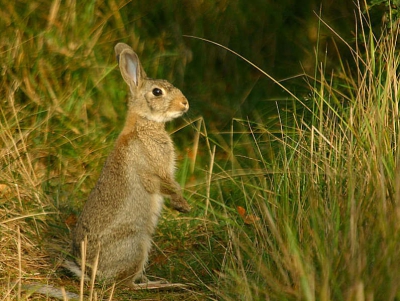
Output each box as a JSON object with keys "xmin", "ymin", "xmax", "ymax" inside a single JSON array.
[{"xmin": 2, "ymin": 1, "xmax": 400, "ymax": 300}]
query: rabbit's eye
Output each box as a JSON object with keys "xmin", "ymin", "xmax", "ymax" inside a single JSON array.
[{"xmin": 152, "ymin": 88, "xmax": 163, "ymax": 96}]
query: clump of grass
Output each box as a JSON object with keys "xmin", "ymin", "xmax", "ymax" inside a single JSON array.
[{"xmin": 194, "ymin": 6, "xmax": 400, "ymax": 301}]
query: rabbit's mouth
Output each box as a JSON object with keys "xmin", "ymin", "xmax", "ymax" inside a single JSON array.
[
  {"xmin": 168, "ymin": 110, "xmax": 187, "ymax": 119},
  {"xmin": 144, "ymin": 110, "xmax": 187, "ymax": 123},
  {"xmin": 163, "ymin": 110, "xmax": 187, "ymax": 122}
]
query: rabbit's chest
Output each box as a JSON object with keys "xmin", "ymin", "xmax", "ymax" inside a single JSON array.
[{"xmin": 142, "ymin": 135, "xmax": 174, "ymax": 162}]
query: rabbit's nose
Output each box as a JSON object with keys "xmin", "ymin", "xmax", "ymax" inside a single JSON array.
[{"xmin": 181, "ymin": 98, "xmax": 189, "ymax": 110}]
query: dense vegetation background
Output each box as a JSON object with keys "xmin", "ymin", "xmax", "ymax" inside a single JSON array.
[{"xmin": 1, "ymin": 0, "xmax": 400, "ymax": 300}]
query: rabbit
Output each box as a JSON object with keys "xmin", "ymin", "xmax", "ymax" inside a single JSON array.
[{"xmin": 69, "ymin": 42, "xmax": 191, "ymax": 285}]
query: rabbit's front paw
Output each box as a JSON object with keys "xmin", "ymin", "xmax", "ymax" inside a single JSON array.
[{"xmin": 170, "ymin": 194, "xmax": 191, "ymax": 213}]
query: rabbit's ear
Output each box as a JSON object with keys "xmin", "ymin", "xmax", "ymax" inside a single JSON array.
[{"xmin": 115, "ymin": 43, "xmax": 147, "ymax": 90}]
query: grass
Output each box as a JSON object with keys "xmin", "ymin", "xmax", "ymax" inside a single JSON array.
[
  {"xmin": 2, "ymin": 0, "xmax": 400, "ymax": 300},
  {"xmin": 213, "ymin": 11, "xmax": 400, "ymax": 300}
]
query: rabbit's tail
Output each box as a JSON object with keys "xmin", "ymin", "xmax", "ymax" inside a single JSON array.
[{"xmin": 63, "ymin": 259, "xmax": 91, "ymax": 281}]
